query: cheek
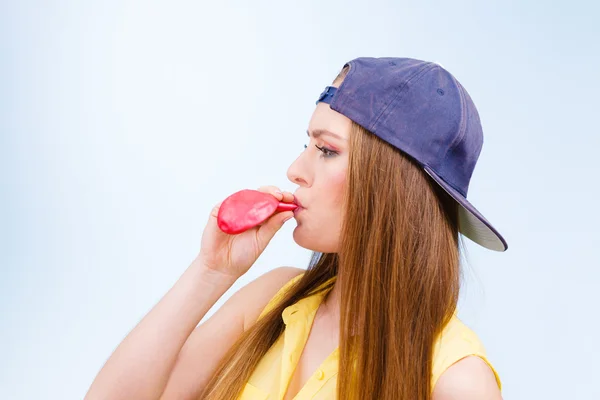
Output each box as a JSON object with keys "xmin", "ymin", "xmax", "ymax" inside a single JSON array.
[{"xmin": 330, "ymin": 169, "xmax": 347, "ymax": 206}]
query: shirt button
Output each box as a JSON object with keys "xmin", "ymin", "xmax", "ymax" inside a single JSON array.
[{"xmin": 316, "ymin": 369, "xmax": 325, "ymax": 380}]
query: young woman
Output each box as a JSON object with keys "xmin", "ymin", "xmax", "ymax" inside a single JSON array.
[{"xmin": 86, "ymin": 57, "xmax": 507, "ymax": 400}]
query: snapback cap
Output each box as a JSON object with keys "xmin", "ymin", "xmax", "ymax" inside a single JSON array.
[{"xmin": 316, "ymin": 57, "xmax": 507, "ymax": 252}]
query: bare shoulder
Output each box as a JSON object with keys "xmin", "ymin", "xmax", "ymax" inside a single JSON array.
[
  {"xmin": 241, "ymin": 266, "xmax": 305, "ymax": 331},
  {"xmin": 432, "ymin": 356, "xmax": 503, "ymax": 400}
]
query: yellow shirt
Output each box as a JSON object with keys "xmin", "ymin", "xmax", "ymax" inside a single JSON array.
[{"xmin": 238, "ymin": 273, "xmax": 501, "ymax": 400}]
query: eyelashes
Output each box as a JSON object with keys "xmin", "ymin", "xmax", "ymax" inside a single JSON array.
[{"xmin": 304, "ymin": 144, "xmax": 338, "ymax": 158}]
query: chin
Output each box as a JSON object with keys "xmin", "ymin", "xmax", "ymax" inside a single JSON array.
[{"xmin": 292, "ymin": 229, "xmax": 339, "ymax": 253}]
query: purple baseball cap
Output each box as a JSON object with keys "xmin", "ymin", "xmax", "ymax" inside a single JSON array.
[{"xmin": 316, "ymin": 57, "xmax": 507, "ymax": 252}]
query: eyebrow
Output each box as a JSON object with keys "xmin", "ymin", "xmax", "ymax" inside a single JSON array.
[{"xmin": 306, "ymin": 129, "xmax": 347, "ymax": 141}]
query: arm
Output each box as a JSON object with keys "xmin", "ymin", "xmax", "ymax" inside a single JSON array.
[
  {"xmin": 85, "ymin": 257, "xmax": 237, "ymax": 400},
  {"xmin": 432, "ymin": 356, "xmax": 503, "ymax": 400},
  {"xmin": 159, "ymin": 266, "xmax": 304, "ymax": 399},
  {"xmin": 86, "ymin": 185, "xmax": 296, "ymax": 400}
]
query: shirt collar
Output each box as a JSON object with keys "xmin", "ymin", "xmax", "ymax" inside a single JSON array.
[{"xmin": 282, "ymin": 275, "xmax": 337, "ymax": 325}]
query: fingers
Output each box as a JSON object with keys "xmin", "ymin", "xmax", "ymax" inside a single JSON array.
[
  {"xmin": 280, "ymin": 191, "xmax": 294, "ymax": 203},
  {"xmin": 256, "ymin": 185, "xmax": 283, "ymax": 201},
  {"xmin": 256, "ymin": 186, "xmax": 294, "ymax": 203},
  {"xmin": 256, "ymin": 210, "xmax": 294, "ymax": 246}
]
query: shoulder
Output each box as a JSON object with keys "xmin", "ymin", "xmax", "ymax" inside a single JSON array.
[
  {"xmin": 242, "ymin": 267, "xmax": 305, "ymax": 330},
  {"xmin": 431, "ymin": 315, "xmax": 502, "ymax": 399},
  {"xmin": 432, "ymin": 355, "xmax": 503, "ymax": 400}
]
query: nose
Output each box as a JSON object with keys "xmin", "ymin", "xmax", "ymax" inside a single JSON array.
[{"xmin": 287, "ymin": 154, "xmax": 309, "ymax": 187}]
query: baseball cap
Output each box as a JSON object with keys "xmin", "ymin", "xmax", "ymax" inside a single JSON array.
[{"xmin": 316, "ymin": 57, "xmax": 507, "ymax": 252}]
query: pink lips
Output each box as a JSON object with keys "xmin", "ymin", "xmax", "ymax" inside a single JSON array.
[
  {"xmin": 292, "ymin": 195, "xmax": 304, "ymax": 208},
  {"xmin": 292, "ymin": 195, "xmax": 304, "ymax": 215}
]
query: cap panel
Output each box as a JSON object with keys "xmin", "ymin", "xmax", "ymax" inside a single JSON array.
[
  {"xmin": 330, "ymin": 58, "xmax": 430, "ymax": 135},
  {"xmin": 371, "ymin": 64, "xmax": 465, "ymax": 183}
]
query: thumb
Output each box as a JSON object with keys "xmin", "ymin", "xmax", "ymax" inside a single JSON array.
[
  {"xmin": 206, "ymin": 201, "xmax": 226, "ymax": 234},
  {"xmin": 210, "ymin": 201, "xmax": 224, "ymax": 219},
  {"xmin": 256, "ymin": 211, "xmax": 294, "ymax": 246}
]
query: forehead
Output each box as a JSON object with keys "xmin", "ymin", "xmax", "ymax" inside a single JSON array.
[{"xmin": 307, "ymin": 103, "xmax": 352, "ymax": 141}]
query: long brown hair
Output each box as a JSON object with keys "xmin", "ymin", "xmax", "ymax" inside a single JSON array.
[{"xmin": 198, "ymin": 65, "xmax": 464, "ymax": 400}]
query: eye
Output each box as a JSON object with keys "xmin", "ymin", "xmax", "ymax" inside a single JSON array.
[
  {"xmin": 315, "ymin": 145, "xmax": 337, "ymax": 157},
  {"xmin": 303, "ymin": 143, "xmax": 338, "ymax": 158}
]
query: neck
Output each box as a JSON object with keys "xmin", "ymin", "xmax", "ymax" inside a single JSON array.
[{"xmin": 321, "ymin": 281, "xmax": 341, "ymax": 323}]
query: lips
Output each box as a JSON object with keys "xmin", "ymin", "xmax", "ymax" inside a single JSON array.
[{"xmin": 292, "ymin": 195, "xmax": 305, "ymax": 209}]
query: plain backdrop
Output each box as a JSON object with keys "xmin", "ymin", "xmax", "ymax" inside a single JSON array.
[{"xmin": 1, "ymin": 1, "xmax": 599, "ymax": 399}]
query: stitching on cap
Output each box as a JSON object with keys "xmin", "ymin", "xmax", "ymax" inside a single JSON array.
[
  {"xmin": 331, "ymin": 61, "xmax": 354, "ymax": 111},
  {"xmin": 423, "ymin": 163, "xmax": 466, "ymax": 198},
  {"xmin": 442, "ymin": 77, "xmax": 468, "ymax": 161},
  {"xmin": 371, "ymin": 62, "xmax": 437, "ymax": 131}
]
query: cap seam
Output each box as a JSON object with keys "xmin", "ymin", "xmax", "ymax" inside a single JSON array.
[
  {"xmin": 442, "ymin": 76, "xmax": 468, "ymax": 162},
  {"xmin": 371, "ymin": 62, "xmax": 436, "ymax": 132},
  {"xmin": 331, "ymin": 60, "xmax": 356, "ymax": 110},
  {"xmin": 423, "ymin": 164, "xmax": 466, "ymax": 198}
]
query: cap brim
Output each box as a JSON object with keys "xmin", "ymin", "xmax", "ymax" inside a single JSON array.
[{"xmin": 423, "ymin": 166, "xmax": 508, "ymax": 252}]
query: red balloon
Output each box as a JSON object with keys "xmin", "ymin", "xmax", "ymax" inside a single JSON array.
[{"xmin": 217, "ymin": 189, "xmax": 298, "ymax": 234}]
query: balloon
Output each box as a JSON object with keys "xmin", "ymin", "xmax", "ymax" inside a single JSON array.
[{"xmin": 217, "ymin": 189, "xmax": 298, "ymax": 234}]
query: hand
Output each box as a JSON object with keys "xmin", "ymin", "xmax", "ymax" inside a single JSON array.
[{"xmin": 197, "ymin": 186, "xmax": 295, "ymax": 280}]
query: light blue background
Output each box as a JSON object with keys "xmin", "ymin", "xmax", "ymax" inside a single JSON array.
[{"xmin": 1, "ymin": 1, "xmax": 598, "ymax": 399}]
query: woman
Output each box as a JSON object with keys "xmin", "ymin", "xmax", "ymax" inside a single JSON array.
[{"xmin": 86, "ymin": 57, "xmax": 507, "ymax": 400}]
